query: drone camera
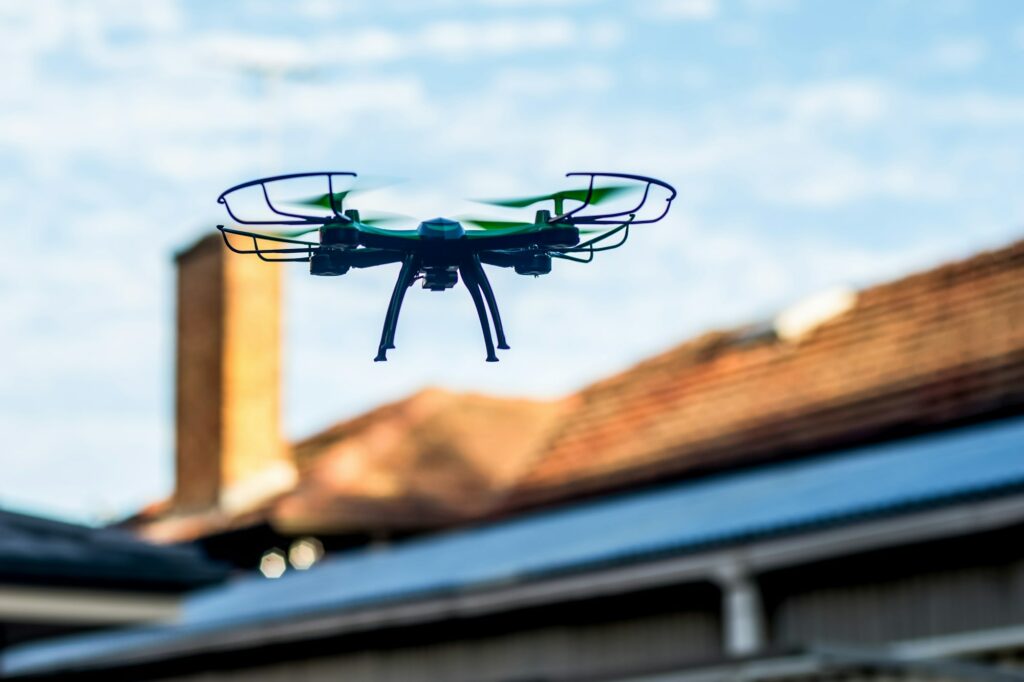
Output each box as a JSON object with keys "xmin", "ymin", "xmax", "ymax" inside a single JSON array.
[
  {"xmin": 423, "ymin": 266, "xmax": 458, "ymax": 291},
  {"xmin": 310, "ymin": 251, "xmax": 350, "ymax": 276},
  {"xmin": 514, "ymin": 252, "xmax": 552, "ymax": 276}
]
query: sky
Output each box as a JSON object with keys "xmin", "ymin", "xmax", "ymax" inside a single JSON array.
[{"xmin": 1, "ymin": 0, "xmax": 1022, "ymax": 524}]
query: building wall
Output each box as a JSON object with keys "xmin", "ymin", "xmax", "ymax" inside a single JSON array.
[
  {"xmin": 763, "ymin": 525, "xmax": 1024, "ymax": 647},
  {"xmin": 769, "ymin": 557, "xmax": 1024, "ymax": 647},
  {"xmin": 157, "ymin": 609, "xmax": 721, "ymax": 682},
  {"xmin": 146, "ymin": 525, "xmax": 1024, "ymax": 682}
]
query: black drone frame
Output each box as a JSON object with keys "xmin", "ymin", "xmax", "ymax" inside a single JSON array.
[{"xmin": 216, "ymin": 172, "xmax": 676, "ymax": 362}]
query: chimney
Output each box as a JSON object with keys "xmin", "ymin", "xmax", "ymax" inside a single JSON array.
[{"xmin": 173, "ymin": 234, "xmax": 293, "ymax": 515}]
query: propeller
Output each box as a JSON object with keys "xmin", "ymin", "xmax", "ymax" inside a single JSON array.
[
  {"xmin": 458, "ymin": 214, "xmax": 619, "ymax": 235},
  {"xmin": 260, "ymin": 211, "xmax": 414, "ymax": 239},
  {"xmin": 291, "ymin": 175, "xmax": 404, "ymax": 213},
  {"xmin": 459, "ymin": 218, "xmax": 537, "ymax": 231},
  {"xmin": 474, "ymin": 183, "xmax": 637, "ymax": 211}
]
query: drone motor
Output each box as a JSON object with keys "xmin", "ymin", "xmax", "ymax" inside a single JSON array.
[
  {"xmin": 309, "ymin": 251, "xmax": 350, "ymax": 276},
  {"xmin": 514, "ymin": 252, "xmax": 552, "ymax": 276}
]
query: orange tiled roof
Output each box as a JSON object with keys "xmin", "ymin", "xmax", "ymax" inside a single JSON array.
[
  {"xmin": 272, "ymin": 388, "xmax": 566, "ymax": 534},
  {"xmin": 127, "ymin": 389, "xmax": 564, "ymax": 541},
  {"xmin": 503, "ymin": 239, "xmax": 1024, "ymax": 511}
]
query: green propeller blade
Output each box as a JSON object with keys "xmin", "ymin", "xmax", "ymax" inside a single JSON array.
[
  {"xmin": 262, "ymin": 212, "xmax": 413, "ymax": 239},
  {"xmin": 460, "ymin": 218, "xmax": 537, "ymax": 231},
  {"xmin": 357, "ymin": 211, "xmax": 415, "ymax": 228},
  {"xmin": 459, "ymin": 216, "xmax": 619, "ymax": 235},
  {"xmin": 292, "ymin": 176, "xmax": 403, "ymax": 212},
  {"xmin": 263, "ymin": 226, "xmax": 321, "ymax": 239},
  {"xmin": 475, "ymin": 184, "xmax": 636, "ymax": 210}
]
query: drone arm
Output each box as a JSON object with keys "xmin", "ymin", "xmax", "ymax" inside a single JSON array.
[
  {"xmin": 375, "ymin": 255, "xmax": 419, "ymax": 362},
  {"xmin": 467, "ymin": 227, "xmax": 579, "ymax": 251},
  {"xmin": 554, "ymin": 218, "xmax": 633, "ymax": 257},
  {"xmin": 547, "ymin": 228, "xmax": 630, "ymax": 262},
  {"xmin": 477, "ymin": 252, "xmax": 519, "ymax": 268},
  {"xmin": 346, "ymin": 249, "xmax": 407, "ymax": 268},
  {"xmin": 466, "ymin": 256, "xmax": 509, "ymax": 350},
  {"xmin": 459, "ymin": 261, "xmax": 499, "ymax": 362},
  {"xmin": 545, "ymin": 216, "xmax": 633, "ymax": 267},
  {"xmin": 550, "ymin": 250, "xmax": 593, "ymax": 264}
]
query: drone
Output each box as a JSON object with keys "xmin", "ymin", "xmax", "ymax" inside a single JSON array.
[{"xmin": 216, "ymin": 171, "xmax": 676, "ymax": 362}]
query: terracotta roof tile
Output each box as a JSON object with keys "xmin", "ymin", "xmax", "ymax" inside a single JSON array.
[
  {"xmin": 502, "ymin": 239, "xmax": 1024, "ymax": 511},
  {"xmin": 272, "ymin": 388, "xmax": 566, "ymax": 533}
]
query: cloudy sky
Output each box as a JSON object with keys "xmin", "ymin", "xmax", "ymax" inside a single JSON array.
[{"xmin": 1, "ymin": 0, "xmax": 1022, "ymax": 523}]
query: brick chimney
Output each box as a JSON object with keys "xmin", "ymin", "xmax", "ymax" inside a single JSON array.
[{"xmin": 173, "ymin": 234, "xmax": 293, "ymax": 515}]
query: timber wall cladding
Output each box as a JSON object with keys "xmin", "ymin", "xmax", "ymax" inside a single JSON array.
[
  {"xmin": 772, "ymin": 558, "xmax": 1024, "ymax": 645},
  {"xmin": 159, "ymin": 608, "xmax": 721, "ymax": 682}
]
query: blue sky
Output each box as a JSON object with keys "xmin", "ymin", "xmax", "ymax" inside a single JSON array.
[{"xmin": 1, "ymin": 0, "xmax": 1022, "ymax": 523}]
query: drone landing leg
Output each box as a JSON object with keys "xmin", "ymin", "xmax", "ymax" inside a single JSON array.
[
  {"xmin": 460, "ymin": 262, "xmax": 498, "ymax": 362},
  {"xmin": 385, "ymin": 257, "xmax": 418, "ymax": 350},
  {"xmin": 375, "ymin": 256, "xmax": 417, "ymax": 362},
  {"xmin": 468, "ymin": 256, "xmax": 509, "ymax": 350}
]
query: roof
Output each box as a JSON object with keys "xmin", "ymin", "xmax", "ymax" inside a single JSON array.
[
  {"xmin": 505, "ymin": 239, "xmax": 1024, "ymax": 510},
  {"xmin": 7, "ymin": 415, "xmax": 1024, "ymax": 676},
  {"xmin": 130, "ymin": 239, "xmax": 1024, "ymax": 541},
  {"xmin": 133, "ymin": 388, "xmax": 565, "ymax": 541},
  {"xmin": 275, "ymin": 388, "xmax": 566, "ymax": 533},
  {"xmin": 0, "ymin": 509, "xmax": 228, "ymax": 591}
]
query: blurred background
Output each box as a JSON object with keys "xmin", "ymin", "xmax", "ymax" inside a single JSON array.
[
  {"xmin": 1, "ymin": 1, "xmax": 1023, "ymax": 681},
  {"xmin": 2, "ymin": 0, "xmax": 1021, "ymax": 522}
]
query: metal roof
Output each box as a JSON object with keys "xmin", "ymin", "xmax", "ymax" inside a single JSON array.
[
  {"xmin": 6, "ymin": 416, "xmax": 1024, "ymax": 676},
  {"xmin": 0, "ymin": 509, "xmax": 228, "ymax": 591}
]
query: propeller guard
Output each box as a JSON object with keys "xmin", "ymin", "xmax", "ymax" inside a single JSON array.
[{"xmin": 554, "ymin": 172, "xmax": 677, "ymax": 226}]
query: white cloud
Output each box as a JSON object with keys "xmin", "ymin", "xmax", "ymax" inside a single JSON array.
[
  {"xmin": 587, "ymin": 20, "xmax": 626, "ymax": 48},
  {"xmin": 756, "ymin": 155, "xmax": 958, "ymax": 207},
  {"xmin": 199, "ymin": 33, "xmax": 321, "ymax": 76},
  {"xmin": 925, "ymin": 92, "xmax": 1024, "ymax": 125},
  {"xmin": 743, "ymin": 0, "xmax": 798, "ymax": 12},
  {"xmin": 192, "ymin": 16, "xmax": 618, "ymax": 71},
  {"xmin": 492, "ymin": 65, "xmax": 614, "ymax": 95},
  {"xmin": 927, "ymin": 37, "xmax": 987, "ymax": 72},
  {"xmin": 420, "ymin": 17, "xmax": 575, "ymax": 56},
  {"xmin": 482, "ymin": 0, "xmax": 600, "ymax": 6},
  {"xmin": 778, "ymin": 80, "xmax": 888, "ymax": 128},
  {"xmin": 293, "ymin": 0, "xmax": 359, "ymax": 19},
  {"xmin": 648, "ymin": 0, "xmax": 719, "ymax": 21},
  {"xmin": 340, "ymin": 28, "xmax": 406, "ymax": 62}
]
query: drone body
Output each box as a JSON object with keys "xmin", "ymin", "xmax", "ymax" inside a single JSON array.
[{"xmin": 217, "ymin": 172, "xmax": 676, "ymax": 361}]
